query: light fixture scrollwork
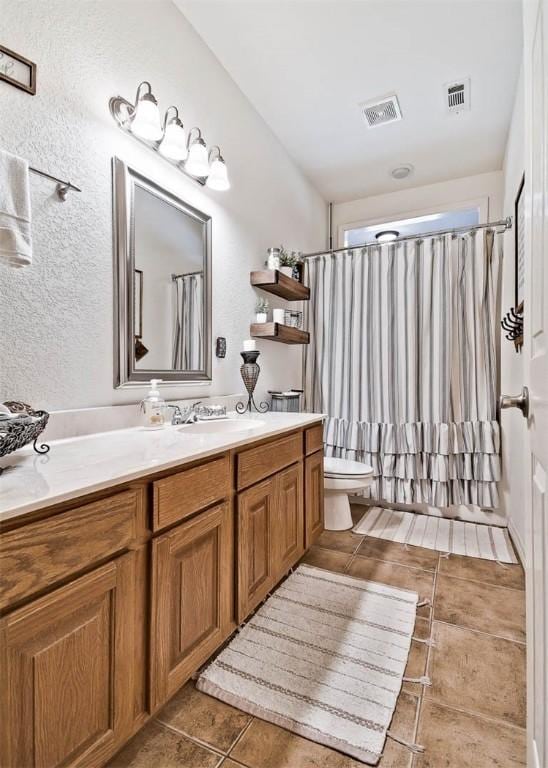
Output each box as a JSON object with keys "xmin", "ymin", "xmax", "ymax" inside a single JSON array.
[{"xmin": 109, "ymin": 81, "xmax": 230, "ymax": 191}]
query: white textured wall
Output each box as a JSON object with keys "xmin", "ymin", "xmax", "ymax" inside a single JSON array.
[
  {"xmin": 500, "ymin": 67, "xmax": 526, "ymax": 560},
  {"xmin": 0, "ymin": 0, "xmax": 325, "ymax": 411}
]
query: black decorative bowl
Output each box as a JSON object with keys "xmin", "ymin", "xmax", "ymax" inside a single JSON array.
[{"xmin": 0, "ymin": 401, "xmax": 50, "ymax": 459}]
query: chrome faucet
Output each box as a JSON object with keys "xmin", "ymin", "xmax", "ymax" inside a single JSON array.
[
  {"xmin": 179, "ymin": 401, "xmax": 203, "ymax": 424},
  {"xmin": 168, "ymin": 402, "xmax": 203, "ymax": 425}
]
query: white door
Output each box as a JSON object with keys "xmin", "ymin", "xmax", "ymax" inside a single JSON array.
[{"xmin": 523, "ymin": 0, "xmax": 548, "ymax": 766}]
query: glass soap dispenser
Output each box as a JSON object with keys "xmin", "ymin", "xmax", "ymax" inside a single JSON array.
[{"xmin": 140, "ymin": 379, "xmax": 166, "ymax": 430}]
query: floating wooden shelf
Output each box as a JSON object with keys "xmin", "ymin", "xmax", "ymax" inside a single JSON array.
[
  {"xmin": 250, "ymin": 270, "xmax": 310, "ymax": 301},
  {"xmin": 250, "ymin": 322, "xmax": 310, "ymax": 345}
]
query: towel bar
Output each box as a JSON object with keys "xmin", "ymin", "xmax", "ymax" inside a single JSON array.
[{"xmin": 29, "ymin": 166, "xmax": 81, "ymax": 201}]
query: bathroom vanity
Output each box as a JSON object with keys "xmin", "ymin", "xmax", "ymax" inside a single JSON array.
[{"xmin": 0, "ymin": 413, "xmax": 324, "ymax": 768}]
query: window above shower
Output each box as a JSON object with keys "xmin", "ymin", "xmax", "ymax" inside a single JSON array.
[{"xmin": 342, "ymin": 206, "xmax": 480, "ymax": 247}]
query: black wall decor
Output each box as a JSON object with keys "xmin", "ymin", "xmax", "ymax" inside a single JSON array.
[
  {"xmin": 215, "ymin": 337, "xmax": 226, "ymax": 358},
  {"xmin": 501, "ymin": 305, "xmax": 523, "ymax": 351}
]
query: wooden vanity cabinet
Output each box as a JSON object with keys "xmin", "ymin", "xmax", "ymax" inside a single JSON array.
[
  {"xmin": 0, "ymin": 553, "xmax": 138, "ymax": 768},
  {"xmin": 150, "ymin": 501, "xmax": 234, "ymax": 711},
  {"xmin": 0, "ymin": 420, "xmax": 323, "ymax": 767}
]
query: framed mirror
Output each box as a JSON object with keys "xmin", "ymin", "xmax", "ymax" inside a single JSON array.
[{"xmin": 113, "ymin": 158, "xmax": 212, "ymax": 387}]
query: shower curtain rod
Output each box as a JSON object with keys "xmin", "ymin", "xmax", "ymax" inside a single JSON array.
[
  {"xmin": 301, "ymin": 216, "xmax": 512, "ymax": 259},
  {"xmin": 171, "ymin": 269, "xmax": 203, "ymax": 280}
]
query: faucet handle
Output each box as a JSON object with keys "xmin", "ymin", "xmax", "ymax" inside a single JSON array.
[{"xmin": 166, "ymin": 404, "xmax": 183, "ymax": 425}]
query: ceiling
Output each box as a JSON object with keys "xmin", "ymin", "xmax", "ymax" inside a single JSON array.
[{"xmin": 175, "ymin": 0, "xmax": 522, "ymax": 203}]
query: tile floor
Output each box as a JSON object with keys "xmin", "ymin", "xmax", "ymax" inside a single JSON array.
[{"xmin": 109, "ymin": 505, "xmax": 526, "ymax": 768}]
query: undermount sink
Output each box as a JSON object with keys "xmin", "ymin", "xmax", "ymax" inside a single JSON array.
[{"xmin": 179, "ymin": 418, "xmax": 266, "ymax": 435}]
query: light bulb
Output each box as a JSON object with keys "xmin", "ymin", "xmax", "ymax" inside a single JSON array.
[
  {"xmin": 131, "ymin": 93, "xmax": 163, "ymax": 141},
  {"xmin": 159, "ymin": 120, "xmax": 187, "ymax": 161},
  {"xmin": 185, "ymin": 138, "xmax": 209, "ymax": 177},
  {"xmin": 206, "ymin": 157, "xmax": 230, "ymax": 191}
]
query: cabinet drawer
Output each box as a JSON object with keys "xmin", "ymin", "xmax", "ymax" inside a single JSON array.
[
  {"xmin": 153, "ymin": 454, "xmax": 230, "ymax": 531},
  {"xmin": 305, "ymin": 424, "xmax": 324, "ymax": 455},
  {"xmin": 0, "ymin": 489, "xmax": 140, "ymax": 611},
  {"xmin": 237, "ymin": 432, "xmax": 302, "ymax": 489}
]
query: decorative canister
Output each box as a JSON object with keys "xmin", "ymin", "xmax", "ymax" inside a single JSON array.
[{"xmin": 266, "ymin": 247, "xmax": 281, "ymax": 270}]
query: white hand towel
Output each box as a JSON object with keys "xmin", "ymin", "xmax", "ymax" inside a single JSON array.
[{"xmin": 0, "ymin": 149, "xmax": 32, "ymax": 267}]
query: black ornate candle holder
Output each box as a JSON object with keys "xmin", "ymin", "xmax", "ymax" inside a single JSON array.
[{"xmin": 236, "ymin": 351, "xmax": 269, "ymax": 414}]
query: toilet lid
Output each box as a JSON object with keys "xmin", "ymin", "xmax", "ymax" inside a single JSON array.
[{"xmin": 324, "ymin": 457, "xmax": 374, "ymax": 478}]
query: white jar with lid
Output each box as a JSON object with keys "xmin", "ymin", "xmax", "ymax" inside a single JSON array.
[{"xmin": 266, "ymin": 247, "xmax": 281, "ymax": 270}]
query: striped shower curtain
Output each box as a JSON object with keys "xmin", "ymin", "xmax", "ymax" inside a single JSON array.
[
  {"xmin": 303, "ymin": 231, "xmax": 502, "ymax": 508},
  {"xmin": 172, "ymin": 273, "xmax": 203, "ymax": 370}
]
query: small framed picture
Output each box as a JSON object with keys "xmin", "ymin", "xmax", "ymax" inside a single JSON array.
[
  {"xmin": 514, "ymin": 173, "xmax": 525, "ymax": 309},
  {"xmin": 0, "ymin": 44, "xmax": 37, "ymax": 95},
  {"xmin": 134, "ymin": 269, "xmax": 143, "ymax": 339}
]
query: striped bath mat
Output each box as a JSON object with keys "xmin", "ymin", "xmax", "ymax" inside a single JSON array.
[
  {"xmin": 197, "ymin": 564, "xmax": 419, "ymax": 764},
  {"xmin": 353, "ymin": 507, "xmax": 518, "ymax": 564}
]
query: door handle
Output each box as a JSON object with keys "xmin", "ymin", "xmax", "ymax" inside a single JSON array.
[{"xmin": 499, "ymin": 386, "xmax": 529, "ymax": 418}]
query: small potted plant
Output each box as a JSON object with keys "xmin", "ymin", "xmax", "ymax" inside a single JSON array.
[
  {"xmin": 279, "ymin": 248, "xmax": 298, "ymax": 278},
  {"xmin": 255, "ymin": 296, "xmax": 269, "ymax": 323}
]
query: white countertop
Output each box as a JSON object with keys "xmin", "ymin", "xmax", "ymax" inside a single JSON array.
[{"xmin": 0, "ymin": 412, "xmax": 324, "ymax": 523}]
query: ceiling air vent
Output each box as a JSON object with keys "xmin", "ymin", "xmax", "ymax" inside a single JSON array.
[
  {"xmin": 444, "ymin": 78, "xmax": 470, "ymax": 114},
  {"xmin": 361, "ymin": 94, "xmax": 402, "ymax": 128}
]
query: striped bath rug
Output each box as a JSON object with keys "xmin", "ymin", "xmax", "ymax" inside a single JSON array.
[
  {"xmin": 353, "ymin": 507, "xmax": 518, "ymax": 564},
  {"xmin": 197, "ymin": 564, "xmax": 420, "ymax": 764}
]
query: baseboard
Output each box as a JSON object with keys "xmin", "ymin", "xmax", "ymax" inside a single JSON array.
[{"xmin": 507, "ymin": 518, "xmax": 526, "ymax": 567}]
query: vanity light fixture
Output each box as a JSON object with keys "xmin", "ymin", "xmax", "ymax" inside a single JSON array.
[
  {"xmin": 206, "ymin": 146, "xmax": 230, "ymax": 191},
  {"xmin": 185, "ymin": 128, "xmax": 210, "ymax": 177},
  {"xmin": 109, "ymin": 81, "xmax": 230, "ymax": 191},
  {"xmin": 129, "ymin": 81, "xmax": 163, "ymax": 141},
  {"xmin": 158, "ymin": 106, "xmax": 187, "ymax": 161},
  {"xmin": 375, "ymin": 230, "xmax": 400, "ymax": 242}
]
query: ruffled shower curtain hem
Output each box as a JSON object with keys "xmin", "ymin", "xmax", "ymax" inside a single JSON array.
[
  {"xmin": 325, "ymin": 417, "xmax": 500, "ymax": 507},
  {"xmin": 324, "ymin": 418, "xmax": 500, "ymax": 508}
]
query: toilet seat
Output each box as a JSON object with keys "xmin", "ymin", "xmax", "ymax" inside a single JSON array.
[{"xmin": 324, "ymin": 457, "xmax": 373, "ymax": 479}]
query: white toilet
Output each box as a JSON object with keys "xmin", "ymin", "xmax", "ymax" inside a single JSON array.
[{"xmin": 324, "ymin": 456, "xmax": 374, "ymax": 531}]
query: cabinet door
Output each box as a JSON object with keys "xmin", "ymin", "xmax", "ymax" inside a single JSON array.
[
  {"xmin": 305, "ymin": 451, "xmax": 324, "ymax": 547},
  {"xmin": 237, "ymin": 477, "xmax": 276, "ymax": 622},
  {"xmin": 273, "ymin": 462, "xmax": 304, "ymax": 576},
  {"xmin": 0, "ymin": 554, "xmax": 135, "ymax": 768},
  {"xmin": 150, "ymin": 502, "xmax": 233, "ymax": 710}
]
